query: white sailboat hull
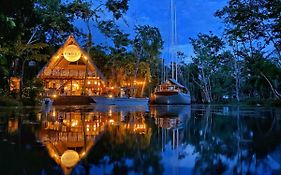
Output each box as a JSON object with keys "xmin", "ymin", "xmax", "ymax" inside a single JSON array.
[{"xmin": 149, "ymin": 91, "xmax": 191, "ymax": 105}]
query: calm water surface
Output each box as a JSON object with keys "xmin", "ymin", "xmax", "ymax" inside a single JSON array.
[{"xmin": 0, "ymin": 105, "xmax": 280, "ymax": 175}]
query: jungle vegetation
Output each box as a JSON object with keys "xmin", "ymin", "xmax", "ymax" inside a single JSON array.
[{"xmin": 0, "ymin": 0, "xmax": 280, "ymax": 106}]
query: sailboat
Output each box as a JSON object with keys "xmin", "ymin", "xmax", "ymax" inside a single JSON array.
[
  {"xmin": 149, "ymin": 78, "xmax": 191, "ymax": 104},
  {"xmin": 149, "ymin": 0, "xmax": 191, "ymax": 105}
]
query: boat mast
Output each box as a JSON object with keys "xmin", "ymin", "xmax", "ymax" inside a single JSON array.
[
  {"xmin": 174, "ymin": 4, "xmax": 178, "ymax": 81},
  {"xmin": 171, "ymin": 0, "xmax": 177, "ymax": 81},
  {"xmin": 171, "ymin": 0, "xmax": 174, "ymax": 80},
  {"xmin": 162, "ymin": 58, "xmax": 165, "ymax": 83}
]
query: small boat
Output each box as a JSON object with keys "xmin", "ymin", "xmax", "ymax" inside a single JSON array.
[{"xmin": 149, "ymin": 79, "xmax": 191, "ymax": 105}]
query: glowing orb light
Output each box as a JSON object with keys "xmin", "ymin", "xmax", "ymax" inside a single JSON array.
[
  {"xmin": 61, "ymin": 150, "xmax": 79, "ymax": 167},
  {"xmin": 63, "ymin": 45, "xmax": 81, "ymax": 62}
]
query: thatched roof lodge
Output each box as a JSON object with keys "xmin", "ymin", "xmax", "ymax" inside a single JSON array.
[{"xmin": 37, "ymin": 35, "xmax": 106, "ymax": 97}]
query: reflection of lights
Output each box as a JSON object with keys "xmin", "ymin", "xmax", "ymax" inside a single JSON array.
[
  {"xmin": 133, "ymin": 124, "xmax": 146, "ymax": 132},
  {"xmin": 61, "ymin": 150, "xmax": 79, "ymax": 168},
  {"xmin": 52, "ymin": 110, "xmax": 56, "ymax": 117},
  {"xmin": 37, "ymin": 113, "xmax": 41, "ymax": 121},
  {"xmin": 71, "ymin": 120, "xmax": 78, "ymax": 127},
  {"xmin": 109, "ymin": 119, "xmax": 114, "ymax": 124},
  {"xmin": 108, "ymin": 109, "xmax": 113, "ymax": 116},
  {"xmin": 108, "ymin": 94, "xmax": 113, "ymax": 98}
]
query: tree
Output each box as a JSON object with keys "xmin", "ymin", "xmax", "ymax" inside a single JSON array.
[
  {"xmin": 215, "ymin": 0, "xmax": 281, "ymax": 100},
  {"xmin": 133, "ymin": 25, "xmax": 164, "ymax": 95},
  {"xmin": 189, "ymin": 32, "xmax": 224, "ymax": 103}
]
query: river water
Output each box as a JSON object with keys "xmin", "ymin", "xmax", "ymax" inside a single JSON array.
[{"xmin": 0, "ymin": 104, "xmax": 280, "ymax": 175}]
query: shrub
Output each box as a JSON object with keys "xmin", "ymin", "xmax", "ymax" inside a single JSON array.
[{"xmin": 0, "ymin": 96, "xmax": 22, "ymax": 106}]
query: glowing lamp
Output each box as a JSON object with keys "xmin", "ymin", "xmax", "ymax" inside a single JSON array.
[
  {"xmin": 61, "ymin": 150, "xmax": 79, "ymax": 168},
  {"xmin": 63, "ymin": 45, "xmax": 81, "ymax": 62}
]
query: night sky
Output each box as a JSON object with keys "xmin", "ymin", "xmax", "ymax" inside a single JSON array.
[{"xmin": 75, "ymin": 0, "xmax": 228, "ymax": 63}]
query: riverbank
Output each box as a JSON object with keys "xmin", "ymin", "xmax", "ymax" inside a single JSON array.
[
  {"xmin": 1, "ymin": 95, "xmax": 281, "ymax": 108},
  {"xmin": 209, "ymin": 98, "xmax": 281, "ymax": 107}
]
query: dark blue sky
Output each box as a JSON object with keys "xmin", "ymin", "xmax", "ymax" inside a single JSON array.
[
  {"xmin": 75, "ymin": 0, "xmax": 228, "ymax": 63},
  {"xmin": 125, "ymin": 0, "xmax": 228, "ymax": 63}
]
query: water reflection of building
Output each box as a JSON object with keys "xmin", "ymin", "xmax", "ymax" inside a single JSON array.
[
  {"xmin": 37, "ymin": 106, "xmax": 149, "ymax": 174},
  {"xmin": 150, "ymin": 105, "xmax": 190, "ymax": 150},
  {"xmin": 8, "ymin": 118, "xmax": 19, "ymax": 134}
]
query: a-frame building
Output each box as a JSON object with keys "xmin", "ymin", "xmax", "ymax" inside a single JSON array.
[{"xmin": 38, "ymin": 35, "xmax": 106, "ymax": 97}]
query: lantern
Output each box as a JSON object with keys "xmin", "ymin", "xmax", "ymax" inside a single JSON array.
[{"xmin": 63, "ymin": 45, "xmax": 81, "ymax": 62}]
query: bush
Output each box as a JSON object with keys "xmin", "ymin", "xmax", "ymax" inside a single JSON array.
[
  {"xmin": 244, "ymin": 98, "xmax": 264, "ymax": 106},
  {"xmin": 271, "ymin": 99, "xmax": 281, "ymax": 107},
  {"xmin": 0, "ymin": 96, "xmax": 22, "ymax": 106}
]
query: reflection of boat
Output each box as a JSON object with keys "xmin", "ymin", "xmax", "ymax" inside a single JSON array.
[
  {"xmin": 151, "ymin": 105, "xmax": 191, "ymax": 150},
  {"xmin": 150, "ymin": 105, "xmax": 191, "ymax": 129},
  {"xmin": 150, "ymin": 79, "xmax": 191, "ymax": 105},
  {"xmin": 91, "ymin": 96, "xmax": 148, "ymax": 105}
]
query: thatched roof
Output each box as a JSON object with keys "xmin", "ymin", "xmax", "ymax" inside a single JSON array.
[{"xmin": 37, "ymin": 35, "xmax": 106, "ymax": 82}]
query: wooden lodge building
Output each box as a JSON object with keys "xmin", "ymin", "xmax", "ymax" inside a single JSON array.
[{"xmin": 37, "ymin": 35, "xmax": 106, "ymax": 98}]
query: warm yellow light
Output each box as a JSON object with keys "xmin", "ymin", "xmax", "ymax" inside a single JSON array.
[
  {"xmin": 61, "ymin": 150, "xmax": 79, "ymax": 168},
  {"xmin": 71, "ymin": 120, "xmax": 78, "ymax": 127},
  {"xmin": 84, "ymin": 56, "xmax": 88, "ymax": 60},
  {"xmin": 63, "ymin": 45, "xmax": 81, "ymax": 62},
  {"xmin": 109, "ymin": 119, "xmax": 114, "ymax": 124},
  {"xmin": 53, "ymin": 94, "xmax": 57, "ymax": 98},
  {"xmin": 98, "ymin": 82, "xmax": 100, "ymax": 86},
  {"xmin": 87, "ymin": 81, "xmax": 91, "ymax": 85},
  {"xmin": 108, "ymin": 94, "xmax": 113, "ymax": 98},
  {"xmin": 94, "ymin": 81, "xmax": 97, "ymax": 85}
]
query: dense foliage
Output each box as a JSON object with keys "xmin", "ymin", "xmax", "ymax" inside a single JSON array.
[
  {"xmin": 0, "ymin": 0, "xmax": 280, "ymax": 105},
  {"xmin": 183, "ymin": 0, "xmax": 281, "ymax": 104},
  {"xmin": 0, "ymin": 0, "xmax": 163, "ymax": 103}
]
